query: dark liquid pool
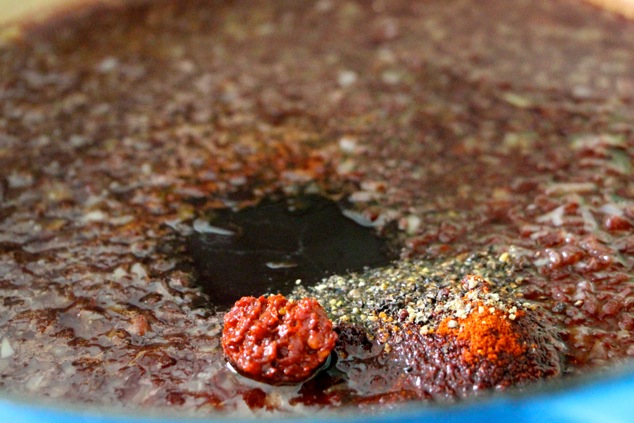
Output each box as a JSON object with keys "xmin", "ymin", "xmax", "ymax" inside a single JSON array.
[{"xmin": 188, "ymin": 195, "xmax": 395, "ymax": 308}]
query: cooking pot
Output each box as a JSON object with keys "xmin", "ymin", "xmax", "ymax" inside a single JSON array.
[
  {"xmin": 1, "ymin": 1, "xmax": 633, "ymax": 421},
  {"xmin": 1, "ymin": 367, "xmax": 634, "ymax": 422}
]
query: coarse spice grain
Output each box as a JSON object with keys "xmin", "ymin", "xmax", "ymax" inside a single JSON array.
[{"xmin": 290, "ymin": 250, "xmax": 531, "ymax": 332}]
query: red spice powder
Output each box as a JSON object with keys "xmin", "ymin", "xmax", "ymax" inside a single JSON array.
[{"xmin": 437, "ymin": 302, "xmax": 525, "ymax": 365}]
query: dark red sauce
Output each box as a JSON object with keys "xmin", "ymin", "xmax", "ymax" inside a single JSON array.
[{"xmin": 0, "ymin": 0, "xmax": 632, "ymax": 415}]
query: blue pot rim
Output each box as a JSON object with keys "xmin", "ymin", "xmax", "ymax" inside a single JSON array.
[{"xmin": 2, "ymin": 363, "xmax": 634, "ymax": 423}]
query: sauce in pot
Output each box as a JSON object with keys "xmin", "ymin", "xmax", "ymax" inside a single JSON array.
[{"xmin": 0, "ymin": 0, "xmax": 633, "ymax": 415}]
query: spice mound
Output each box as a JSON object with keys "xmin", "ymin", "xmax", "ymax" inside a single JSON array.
[
  {"xmin": 296, "ymin": 260, "xmax": 566, "ymax": 402},
  {"xmin": 338, "ymin": 307, "xmax": 563, "ymax": 401},
  {"xmin": 424, "ymin": 275, "xmax": 563, "ymax": 392},
  {"xmin": 222, "ymin": 295, "xmax": 337, "ymax": 385}
]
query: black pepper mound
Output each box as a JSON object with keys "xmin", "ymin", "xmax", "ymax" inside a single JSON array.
[{"xmin": 222, "ymin": 295, "xmax": 337, "ymax": 385}]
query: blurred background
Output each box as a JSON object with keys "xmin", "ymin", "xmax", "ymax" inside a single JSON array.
[{"xmin": 0, "ymin": 0, "xmax": 86, "ymax": 26}]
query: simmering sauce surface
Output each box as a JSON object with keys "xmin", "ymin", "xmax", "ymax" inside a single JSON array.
[{"xmin": 0, "ymin": 0, "xmax": 633, "ymax": 415}]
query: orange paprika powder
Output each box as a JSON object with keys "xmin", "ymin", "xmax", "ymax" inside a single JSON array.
[{"xmin": 437, "ymin": 301, "xmax": 525, "ymax": 365}]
